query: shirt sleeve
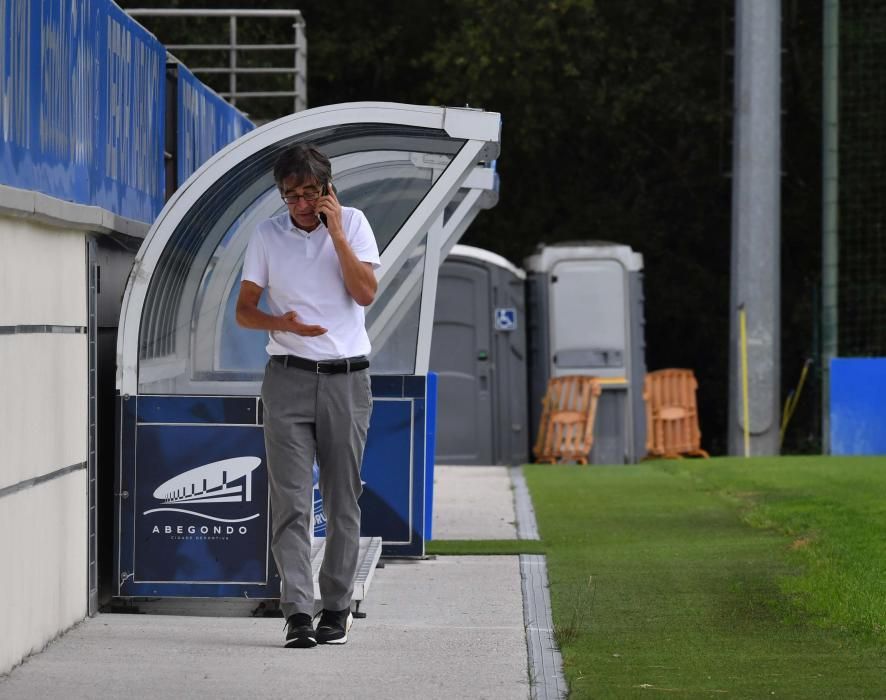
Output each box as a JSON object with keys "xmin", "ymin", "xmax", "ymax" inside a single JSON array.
[
  {"xmin": 346, "ymin": 209, "xmax": 381, "ymax": 269},
  {"xmin": 241, "ymin": 226, "xmax": 269, "ymax": 288}
]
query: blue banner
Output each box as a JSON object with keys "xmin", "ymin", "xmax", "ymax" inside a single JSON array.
[
  {"xmin": 830, "ymin": 358, "xmax": 886, "ymax": 455},
  {"xmin": 134, "ymin": 425, "xmax": 270, "ymax": 585},
  {"xmin": 177, "ymin": 64, "xmax": 254, "ymax": 187},
  {"xmin": 0, "ymin": 0, "xmax": 165, "ymax": 222}
]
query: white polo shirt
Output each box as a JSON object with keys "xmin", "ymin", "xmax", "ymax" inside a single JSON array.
[{"xmin": 241, "ymin": 207, "xmax": 381, "ymax": 360}]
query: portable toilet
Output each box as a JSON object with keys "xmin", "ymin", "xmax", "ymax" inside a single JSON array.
[
  {"xmin": 430, "ymin": 245, "xmax": 529, "ymax": 466},
  {"xmin": 524, "ymin": 241, "xmax": 646, "ymax": 464},
  {"xmin": 113, "ymin": 102, "xmax": 501, "ymax": 599}
]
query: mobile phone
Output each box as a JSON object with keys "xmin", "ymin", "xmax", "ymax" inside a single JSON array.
[{"xmin": 318, "ymin": 182, "xmax": 330, "ymax": 226}]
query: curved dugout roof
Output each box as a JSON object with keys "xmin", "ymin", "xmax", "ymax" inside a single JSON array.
[
  {"xmin": 117, "ymin": 102, "xmax": 501, "ymax": 396},
  {"xmin": 449, "ymin": 244, "xmax": 527, "ymax": 280}
]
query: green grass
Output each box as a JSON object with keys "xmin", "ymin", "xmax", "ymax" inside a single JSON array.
[
  {"xmin": 524, "ymin": 457, "xmax": 886, "ymax": 699},
  {"xmin": 426, "ymin": 539, "xmax": 546, "ymax": 555}
]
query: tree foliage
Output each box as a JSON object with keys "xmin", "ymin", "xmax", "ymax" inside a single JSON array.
[{"xmin": 122, "ymin": 0, "xmax": 823, "ymax": 453}]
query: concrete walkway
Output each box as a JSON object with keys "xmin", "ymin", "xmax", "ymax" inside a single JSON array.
[
  {"xmin": 433, "ymin": 465, "xmax": 518, "ymax": 539},
  {"xmin": 0, "ymin": 466, "xmax": 532, "ymax": 700}
]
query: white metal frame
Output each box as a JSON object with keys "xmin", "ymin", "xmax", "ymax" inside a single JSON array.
[
  {"xmin": 117, "ymin": 102, "xmax": 501, "ymax": 395},
  {"xmin": 127, "ymin": 8, "xmax": 308, "ymax": 114},
  {"xmin": 368, "ymin": 166, "xmax": 499, "ymax": 370}
]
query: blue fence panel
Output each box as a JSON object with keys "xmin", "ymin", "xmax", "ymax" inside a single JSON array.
[
  {"xmin": 177, "ymin": 64, "xmax": 254, "ymax": 187},
  {"xmin": 830, "ymin": 357, "xmax": 886, "ymax": 455},
  {"xmin": 0, "ymin": 0, "xmax": 165, "ymax": 222}
]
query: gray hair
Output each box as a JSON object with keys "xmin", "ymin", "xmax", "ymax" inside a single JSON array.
[{"xmin": 273, "ymin": 144, "xmax": 332, "ymax": 188}]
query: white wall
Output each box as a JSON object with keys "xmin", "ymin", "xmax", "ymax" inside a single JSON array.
[
  {"xmin": 0, "ymin": 216, "xmax": 89, "ymax": 675},
  {"xmin": 0, "ymin": 471, "xmax": 88, "ymax": 673}
]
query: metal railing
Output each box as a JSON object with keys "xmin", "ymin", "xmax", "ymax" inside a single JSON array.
[{"xmin": 127, "ymin": 9, "xmax": 307, "ymax": 115}]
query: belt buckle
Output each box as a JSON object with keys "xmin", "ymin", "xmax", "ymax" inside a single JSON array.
[{"xmin": 316, "ymin": 359, "xmax": 351, "ymax": 374}]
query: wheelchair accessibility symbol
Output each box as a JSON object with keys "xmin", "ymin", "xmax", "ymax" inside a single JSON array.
[{"xmin": 494, "ymin": 307, "xmax": 517, "ymax": 331}]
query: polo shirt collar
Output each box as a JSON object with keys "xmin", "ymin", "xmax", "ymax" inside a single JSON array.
[{"xmin": 284, "ymin": 214, "xmax": 325, "ymax": 237}]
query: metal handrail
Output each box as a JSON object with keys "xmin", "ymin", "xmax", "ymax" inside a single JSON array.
[{"xmin": 127, "ymin": 8, "xmax": 307, "ymax": 114}]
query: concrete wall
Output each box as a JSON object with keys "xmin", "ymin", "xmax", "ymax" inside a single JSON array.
[
  {"xmin": 0, "ymin": 216, "xmax": 89, "ymax": 674},
  {"xmin": 0, "ymin": 189, "xmax": 148, "ymax": 675}
]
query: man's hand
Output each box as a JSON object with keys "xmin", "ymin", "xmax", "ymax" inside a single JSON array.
[
  {"xmin": 317, "ymin": 187, "xmax": 378, "ymax": 306},
  {"xmin": 277, "ymin": 310, "xmax": 327, "ymax": 336},
  {"xmin": 236, "ymin": 281, "xmax": 327, "ymax": 335},
  {"xmin": 316, "ymin": 184, "xmax": 343, "ymax": 236}
]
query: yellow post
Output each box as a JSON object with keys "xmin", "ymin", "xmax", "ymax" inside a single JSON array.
[{"xmin": 739, "ymin": 305, "xmax": 751, "ymax": 457}]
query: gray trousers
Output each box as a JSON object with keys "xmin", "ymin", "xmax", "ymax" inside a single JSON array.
[{"xmin": 261, "ymin": 359, "xmax": 372, "ymax": 618}]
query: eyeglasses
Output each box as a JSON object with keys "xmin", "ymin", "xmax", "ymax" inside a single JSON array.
[{"xmin": 281, "ymin": 190, "xmax": 321, "ymax": 204}]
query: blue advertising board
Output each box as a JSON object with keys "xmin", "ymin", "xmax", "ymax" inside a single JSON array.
[
  {"xmin": 115, "ymin": 375, "xmax": 436, "ymax": 598},
  {"xmin": 176, "ymin": 64, "xmax": 254, "ymax": 187},
  {"xmin": 0, "ymin": 0, "xmax": 166, "ymax": 223},
  {"xmin": 830, "ymin": 358, "xmax": 886, "ymax": 455},
  {"xmin": 132, "ymin": 426, "xmax": 270, "ymax": 585}
]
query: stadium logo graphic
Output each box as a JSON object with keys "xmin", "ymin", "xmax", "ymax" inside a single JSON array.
[{"xmin": 143, "ymin": 456, "xmax": 262, "ymax": 523}]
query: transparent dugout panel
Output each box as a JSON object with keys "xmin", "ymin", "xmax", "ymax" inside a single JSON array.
[
  {"xmin": 365, "ymin": 234, "xmax": 427, "ymax": 374},
  {"xmin": 138, "ymin": 123, "xmax": 464, "ymax": 394}
]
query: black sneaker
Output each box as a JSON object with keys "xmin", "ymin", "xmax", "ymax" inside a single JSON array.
[
  {"xmin": 315, "ymin": 608, "xmax": 353, "ymax": 644},
  {"xmin": 284, "ymin": 613, "xmax": 317, "ymax": 648}
]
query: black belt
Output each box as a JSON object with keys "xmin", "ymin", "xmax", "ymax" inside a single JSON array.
[{"xmin": 271, "ymin": 354, "xmax": 369, "ymax": 374}]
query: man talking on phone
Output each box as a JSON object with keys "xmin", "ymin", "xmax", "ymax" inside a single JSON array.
[{"xmin": 236, "ymin": 144, "xmax": 379, "ymax": 648}]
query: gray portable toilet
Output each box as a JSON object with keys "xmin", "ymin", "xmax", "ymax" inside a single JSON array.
[
  {"xmin": 525, "ymin": 241, "xmax": 646, "ymax": 464},
  {"xmin": 430, "ymin": 245, "xmax": 529, "ymax": 466}
]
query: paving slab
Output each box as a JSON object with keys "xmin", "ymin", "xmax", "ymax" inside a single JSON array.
[
  {"xmin": 0, "ymin": 556, "xmax": 528, "ymax": 700},
  {"xmin": 432, "ymin": 465, "xmax": 517, "ymax": 539}
]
